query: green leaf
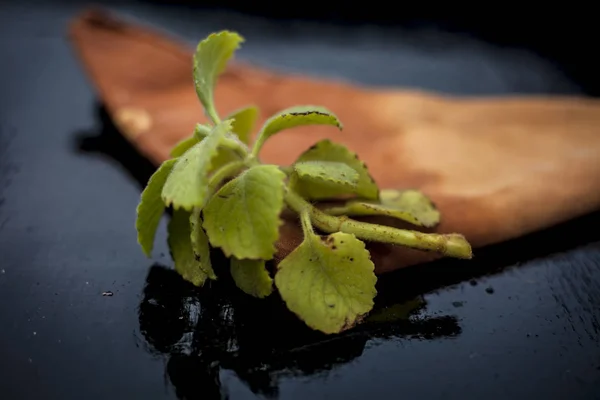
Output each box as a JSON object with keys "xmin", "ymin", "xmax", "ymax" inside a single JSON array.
[
  {"xmin": 226, "ymin": 105, "xmax": 259, "ymax": 144},
  {"xmin": 275, "ymin": 231, "xmax": 377, "ymax": 334},
  {"xmin": 323, "ymin": 189, "xmax": 440, "ymax": 228},
  {"xmin": 200, "ymin": 121, "xmax": 248, "ymax": 165},
  {"xmin": 167, "ymin": 209, "xmax": 209, "ymax": 287},
  {"xmin": 136, "ymin": 159, "xmax": 177, "ymax": 257},
  {"xmin": 379, "ymin": 189, "xmax": 440, "ymax": 227},
  {"xmin": 170, "ymin": 136, "xmax": 198, "ymax": 158},
  {"xmin": 170, "ymin": 138, "xmax": 240, "ymax": 173},
  {"xmin": 161, "ymin": 120, "xmax": 232, "ymax": 210},
  {"xmin": 230, "ymin": 258, "xmax": 273, "ymax": 298},
  {"xmin": 190, "ymin": 208, "xmax": 217, "ymax": 280},
  {"xmin": 292, "ymin": 139, "xmax": 379, "ymax": 201},
  {"xmin": 174, "ymin": 125, "xmax": 241, "ymax": 171},
  {"xmin": 203, "ymin": 165, "xmax": 286, "ymax": 259},
  {"xmin": 210, "ymin": 150, "xmax": 241, "ymax": 174},
  {"xmin": 193, "ymin": 31, "xmax": 244, "ymax": 123},
  {"xmin": 252, "ymin": 106, "xmax": 342, "ymax": 156},
  {"xmin": 294, "ymin": 160, "xmax": 359, "ymax": 189}
]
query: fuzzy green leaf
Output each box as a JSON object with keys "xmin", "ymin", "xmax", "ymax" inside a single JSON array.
[
  {"xmin": 167, "ymin": 209, "xmax": 208, "ymax": 287},
  {"xmin": 171, "ymin": 139, "xmax": 240, "ymax": 172},
  {"xmin": 226, "ymin": 105, "xmax": 259, "ymax": 144},
  {"xmin": 323, "ymin": 189, "xmax": 440, "ymax": 228},
  {"xmin": 136, "ymin": 159, "xmax": 177, "ymax": 257},
  {"xmin": 230, "ymin": 258, "xmax": 273, "ymax": 298},
  {"xmin": 252, "ymin": 106, "xmax": 342, "ymax": 156},
  {"xmin": 193, "ymin": 31, "xmax": 244, "ymax": 123},
  {"xmin": 170, "ymin": 137, "xmax": 198, "ymax": 158},
  {"xmin": 173, "ymin": 125, "xmax": 240, "ymax": 171},
  {"xmin": 210, "ymin": 150, "xmax": 241, "ymax": 174},
  {"xmin": 275, "ymin": 231, "xmax": 377, "ymax": 334},
  {"xmin": 161, "ymin": 120, "xmax": 232, "ymax": 210},
  {"xmin": 190, "ymin": 208, "xmax": 217, "ymax": 280},
  {"xmin": 380, "ymin": 189, "xmax": 440, "ymax": 227},
  {"xmin": 294, "ymin": 160, "xmax": 359, "ymax": 190},
  {"xmin": 203, "ymin": 165, "xmax": 286, "ymax": 259},
  {"xmin": 292, "ymin": 139, "xmax": 379, "ymax": 201}
]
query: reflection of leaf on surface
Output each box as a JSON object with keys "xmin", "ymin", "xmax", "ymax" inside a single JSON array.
[
  {"xmin": 137, "ymin": 264, "xmax": 462, "ymax": 399},
  {"xmin": 138, "ymin": 266, "xmax": 201, "ymax": 356},
  {"xmin": 167, "ymin": 354, "xmax": 223, "ymax": 400},
  {"xmin": 366, "ymin": 297, "xmax": 427, "ymax": 324}
]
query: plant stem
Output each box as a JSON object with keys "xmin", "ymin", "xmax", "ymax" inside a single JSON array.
[
  {"xmin": 222, "ymin": 136, "xmax": 250, "ymax": 159},
  {"xmin": 208, "ymin": 160, "xmax": 247, "ymax": 193},
  {"xmin": 206, "ymin": 105, "xmax": 221, "ymax": 125},
  {"xmin": 250, "ymin": 135, "xmax": 265, "ymax": 159},
  {"xmin": 321, "ymin": 205, "xmax": 350, "ymax": 216},
  {"xmin": 299, "ymin": 209, "xmax": 314, "ymax": 236},
  {"xmin": 284, "ymin": 189, "xmax": 472, "ymax": 259}
]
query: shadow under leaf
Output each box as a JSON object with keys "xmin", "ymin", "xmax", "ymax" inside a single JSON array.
[
  {"xmin": 378, "ymin": 208, "xmax": 600, "ymax": 300},
  {"xmin": 73, "ymin": 105, "xmax": 156, "ymax": 190}
]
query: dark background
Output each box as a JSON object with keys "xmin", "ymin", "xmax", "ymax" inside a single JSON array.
[{"xmin": 1, "ymin": 1, "xmax": 599, "ymax": 399}]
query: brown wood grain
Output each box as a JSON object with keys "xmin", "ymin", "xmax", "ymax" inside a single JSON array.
[{"xmin": 69, "ymin": 9, "xmax": 600, "ymax": 274}]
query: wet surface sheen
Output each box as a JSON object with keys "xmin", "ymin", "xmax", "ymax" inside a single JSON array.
[{"xmin": 1, "ymin": 2, "xmax": 599, "ymax": 399}]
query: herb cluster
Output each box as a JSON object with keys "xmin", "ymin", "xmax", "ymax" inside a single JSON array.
[{"xmin": 136, "ymin": 31, "xmax": 472, "ymax": 334}]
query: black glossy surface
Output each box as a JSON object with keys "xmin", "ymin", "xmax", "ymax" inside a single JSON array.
[{"xmin": 1, "ymin": 2, "xmax": 600, "ymax": 399}]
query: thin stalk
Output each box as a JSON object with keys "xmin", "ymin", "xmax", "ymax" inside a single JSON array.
[
  {"xmin": 206, "ymin": 106, "xmax": 221, "ymax": 126},
  {"xmin": 208, "ymin": 160, "xmax": 247, "ymax": 193},
  {"xmin": 221, "ymin": 136, "xmax": 250, "ymax": 159},
  {"xmin": 299, "ymin": 209, "xmax": 314, "ymax": 236},
  {"xmin": 250, "ymin": 134, "xmax": 266, "ymax": 159},
  {"xmin": 285, "ymin": 189, "xmax": 472, "ymax": 259}
]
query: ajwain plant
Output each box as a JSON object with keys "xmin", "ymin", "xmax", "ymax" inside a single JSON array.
[{"xmin": 136, "ymin": 31, "xmax": 473, "ymax": 334}]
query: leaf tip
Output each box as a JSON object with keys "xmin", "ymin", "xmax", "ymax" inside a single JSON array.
[
  {"xmin": 442, "ymin": 233, "xmax": 473, "ymax": 259},
  {"xmin": 195, "ymin": 30, "xmax": 245, "ymax": 53},
  {"xmin": 140, "ymin": 244, "xmax": 152, "ymax": 259}
]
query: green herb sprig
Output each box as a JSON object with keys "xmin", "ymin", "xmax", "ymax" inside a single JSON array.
[{"xmin": 136, "ymin": 31, "xmax": 472, "ymax": 334}]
